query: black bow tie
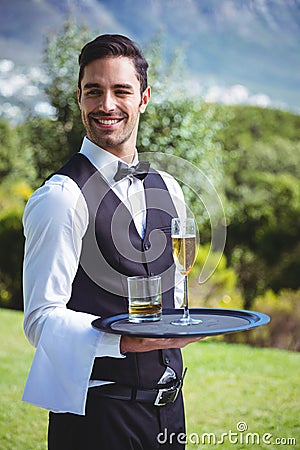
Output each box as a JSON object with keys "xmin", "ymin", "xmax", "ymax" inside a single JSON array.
[{"xmin": 113, "ymin": 161, "xmax": 150, "ymax": 182}]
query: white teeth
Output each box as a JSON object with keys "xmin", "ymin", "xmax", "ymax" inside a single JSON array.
[{"xmin": 97, "ymin": 119, "xmax": 119, "ymax": 125}]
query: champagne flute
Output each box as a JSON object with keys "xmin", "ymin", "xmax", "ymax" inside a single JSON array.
[{"xmin": 171, "ymin": 217, "xmax": 202, "ymax": 326}]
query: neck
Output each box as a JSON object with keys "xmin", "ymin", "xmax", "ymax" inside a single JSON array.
[
  {"xmin": 87, "ymin": 137, "xmax": 137, "ymax": 164},
  {"xmin": 103, "ymin": 146, "xmax": 136, "ymax": 164}
]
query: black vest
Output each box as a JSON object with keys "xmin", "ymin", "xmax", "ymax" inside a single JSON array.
[{"xmin": 55, "ymin": 153, "xmax": 183, "ymax": 389}]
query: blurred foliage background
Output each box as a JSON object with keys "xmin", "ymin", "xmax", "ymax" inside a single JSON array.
[{"xmin": 0, "ymin": 20, "xmax": 299, "ymax": 351}]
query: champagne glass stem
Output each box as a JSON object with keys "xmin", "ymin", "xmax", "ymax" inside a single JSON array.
[
  {"xmin": 171, "ymin": 273, "xmax": 201, "ymax": 325},
  {"xmin": 183, "ymin": 275, "xmax": 190, "ymax": 321}
]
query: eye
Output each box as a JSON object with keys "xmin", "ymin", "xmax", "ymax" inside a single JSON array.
[
  {"xmin": 86, "ymin": 89, "xmax": 102, "ymax": 96},
  {"xmin": 115, "ymin": 89, "xmax": 132, "ymax": 96}
]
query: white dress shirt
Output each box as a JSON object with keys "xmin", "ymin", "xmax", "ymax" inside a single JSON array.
[{"xmin": 22, "ymin": 137, "xmax": 185, "ymax": 415}]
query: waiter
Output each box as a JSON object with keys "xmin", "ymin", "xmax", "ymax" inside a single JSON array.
[{"xmin": 22, "ymin": 34, "xmax": 201, "ymax": 450}]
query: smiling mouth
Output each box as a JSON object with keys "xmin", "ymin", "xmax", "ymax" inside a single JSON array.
[{"xmin": 91, "ymin": 116, "xmax": 124, "ymax": 126}]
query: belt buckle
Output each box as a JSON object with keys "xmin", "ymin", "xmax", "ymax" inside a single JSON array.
[
  {"xmin": 154, "ymin": 369, "xmax": 187, "ymax": 407},
  {"xmin": 154, "ymin": 384, "xmax": 180, "ymax": 407}
]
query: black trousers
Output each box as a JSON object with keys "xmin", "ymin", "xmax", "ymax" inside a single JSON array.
[{"xmin": 48, "ymin": 387, "xmax": 186, "ymax": 450}]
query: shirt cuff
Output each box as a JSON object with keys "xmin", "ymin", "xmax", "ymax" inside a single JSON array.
[{"xmin": 95, "ymin": 332, "xmax": 125, "ymax": 358}]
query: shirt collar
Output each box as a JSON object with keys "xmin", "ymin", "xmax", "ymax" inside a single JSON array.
[{"xmin": 79, "ymin": 137, "xmax": 139, "ymax": 186}]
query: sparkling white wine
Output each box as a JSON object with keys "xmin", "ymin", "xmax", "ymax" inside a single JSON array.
[{"xmin": 172, "ymin": 235, "xmax": 196, "ymax": 275}]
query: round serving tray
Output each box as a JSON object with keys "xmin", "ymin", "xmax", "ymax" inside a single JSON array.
[{"xmin": 92, "ymin": 308, "xmax": 270, "ymax": 338}]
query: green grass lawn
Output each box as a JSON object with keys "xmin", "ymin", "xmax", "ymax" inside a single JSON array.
[
  {"xmin": 0, "ymin": 308, "xmax": 299, "ymax": 449},
  {"xmin": 183, "ymin": 340, "xmax": 299, "ymax": 449}
]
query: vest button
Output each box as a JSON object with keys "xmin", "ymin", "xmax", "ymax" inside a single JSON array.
[
  {"xmin": 164, "ymin": 357, "xmax": 171, "ymax": 364},
  {"xmin": 150, "ymin": 272, "xmax": 155, "ymax": 276},
  {"xmin": 144, "ymin": 243, "xmax": 150, "ymax": 250}
]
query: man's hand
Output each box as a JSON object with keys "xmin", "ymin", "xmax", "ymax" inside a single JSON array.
[{"xmin": 120, "ymin": 335, "xmax": 204, "ymax": 353}]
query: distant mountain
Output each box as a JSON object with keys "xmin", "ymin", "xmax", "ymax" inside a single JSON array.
[
  {"xmin": 99, "ymin": 0, "xmax": 300, "ymax": 111},
  {"xmin": 0, "ymin": 0, "xmax": 299, "ymax": 123},
  {"xmin": 0, "ymin": 0, "xmax": 126, "ymax": 64}
]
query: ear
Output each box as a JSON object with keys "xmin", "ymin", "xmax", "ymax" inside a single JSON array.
[
  {"xmin": 139, "ymin": 86, "xmax": 151, "ymax": 113},
  {"xmin": 77, "ymin": 88, "xmax": 82, "ymax": 109}
]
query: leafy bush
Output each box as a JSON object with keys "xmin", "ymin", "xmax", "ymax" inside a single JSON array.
[
  {"xmin": 189, "ymin": 244, "xmax": 244, "ymax": 310},
  {"xmin": 189, "ymin": 245, "xmax": 300, "ymax": 352},
  {"xmin": 0, "ymin": 180, "xmax": 31, "ymax": 310},
  {"xmin": 224, "ymin": 288, "xmax": 300, "ymax": 351}
]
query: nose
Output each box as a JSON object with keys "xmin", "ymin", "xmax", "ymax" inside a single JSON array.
[{"xmin": 99, "ymin": 91, "xmax": 115, "ymax": 113}]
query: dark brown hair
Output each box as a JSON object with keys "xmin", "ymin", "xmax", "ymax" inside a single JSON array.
[{"xmin": 78, "ymin": 34, "xmax": 148, "ymax": 96}]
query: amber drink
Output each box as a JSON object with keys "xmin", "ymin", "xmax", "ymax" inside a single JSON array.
[{"xmin": 128, "ymin": 276, "xmax": 162, "ymax": 323}]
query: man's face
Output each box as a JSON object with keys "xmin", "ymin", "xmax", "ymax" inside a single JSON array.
[{"xmin": 78, "ymin": 56, "xmax": 150, "ymax": 160}]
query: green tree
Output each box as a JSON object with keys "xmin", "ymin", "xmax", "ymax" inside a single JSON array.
[
  {"xmin": 17, "ymin": 117, "xmax": 69, "ymax": 187},
  {"xmin": 0, "ymin": 119, "xmax": 36, "ymax": 186},
  {"xmin": 0, "ymin": 120, "xmax": 17, "ymax": 179},
  {"xmin": 43, "ymin": 18, "xmax": 91, "ymax": 159},
  {"xmin": 218, "ymin": 105, "xmax": 300, "ymax": 304}
]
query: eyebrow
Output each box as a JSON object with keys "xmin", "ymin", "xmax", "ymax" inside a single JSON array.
[
  {"xmin": 83, "ymin": 83, "xmax": 100, "ymax": 90},
  {"xmin": 83, "ymin": 82, "xmax": 135, "ymax": 91}
]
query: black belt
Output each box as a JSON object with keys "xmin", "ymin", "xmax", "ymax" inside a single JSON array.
[{"xmin": 94, "ymin": 369, "xmax": 187, "ymax": 407}]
